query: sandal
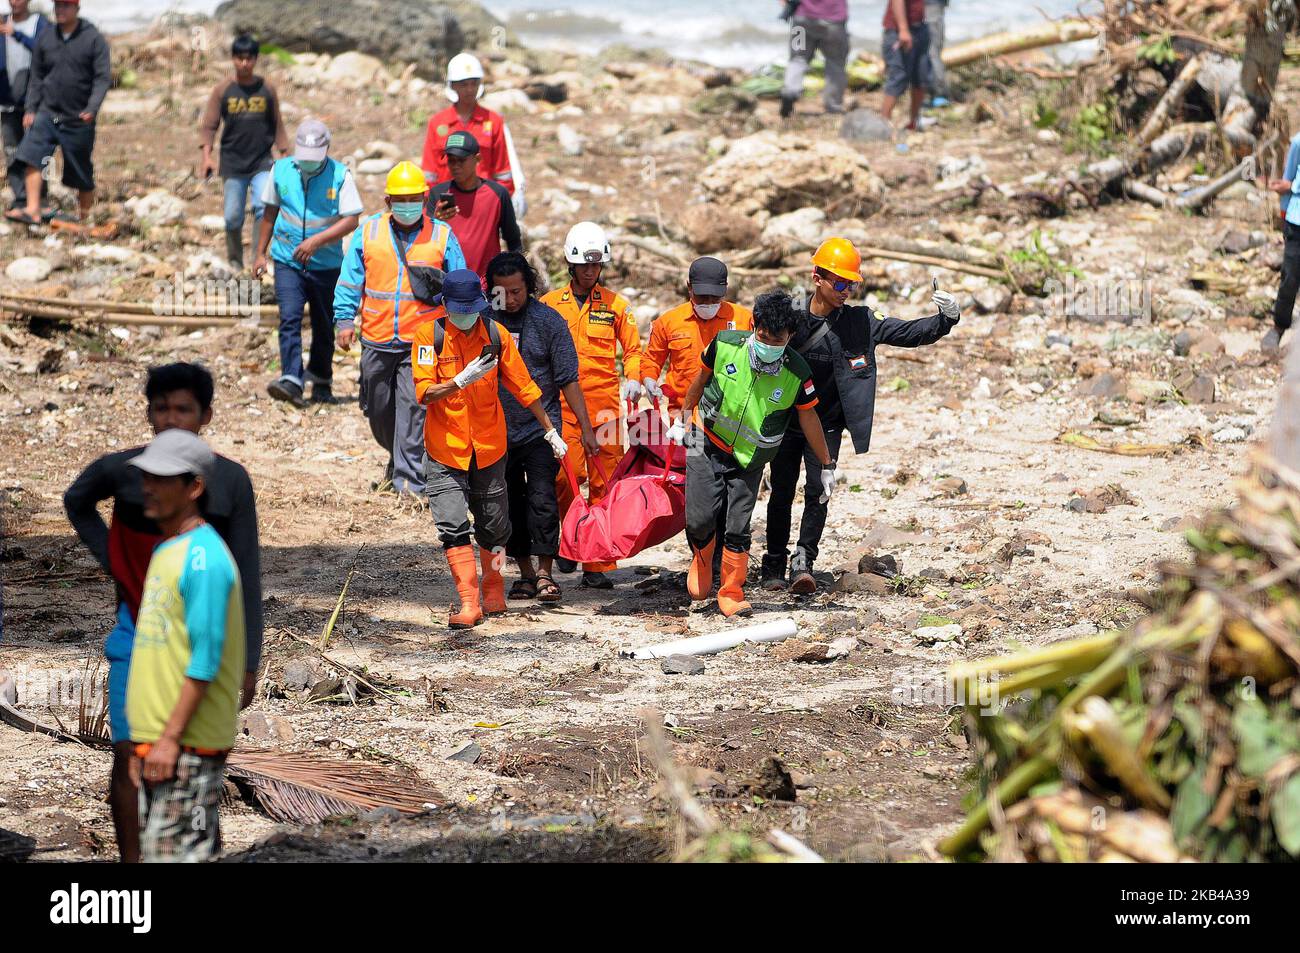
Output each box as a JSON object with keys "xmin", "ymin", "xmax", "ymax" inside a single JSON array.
[
  {"xmin": 4, "ymin": 209, "xmax": 38, "ymax": 225},
  {"xmin": 535, "ymin": 573, "xmax": 562, "ymax": 603},
  {"xmin": 509, "ymin": 577, "xmax": 539, "ymax": 600}
]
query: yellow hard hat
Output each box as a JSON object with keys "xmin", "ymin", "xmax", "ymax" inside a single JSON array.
[
  {"xmin": 811, "ymin": 237, "xmax": 862, "ymax": 282},
  {"xmin": 385, "ymin": 161, "xmax": 428, "ymax": 196}
]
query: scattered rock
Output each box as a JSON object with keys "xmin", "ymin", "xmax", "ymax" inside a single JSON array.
[
  {"xmin": 1173, "ymin": 370, "xmax": 1216, "ymax": 404},
  {"xmin": 5, "ymin": 256, "xmax": 53, "ymax": 284},
  {"xmin": 839, "ymin": 108, "xmax": 894, "ymax": 142},
  {"xmin": 760, "ymin": 206, "xmax": 826, "ymax": 248},
  {"xmin": 1213, "ymin": 424, "xmax": 1249, "ymax": 443},
  {"xmin": 281, "ymin": 658, "xmax": 323, "ymax": 692},
  {"xmin": 934, "ymin": 476, "xmax": 968, "ymax": 496},
  {"xmin": 973, "ymin": 285, "xmax": 1012, "ymax": 314},
  {"xmin": 446, "ymin": 741, "xmax": 482, "ymax": 764},
  {"xmin": 857, "ymin": 552, "xmax": 899, "ymax": 577},
  {"xmin": 772, "ymin": 637, "xmax": 855, "ymax": 663},
  {"xmin": 242, "ymin": 712, "xmax": 295, "ymax": 743},
  {"xmin": 323, "ymin": 51, "xmax": 389, "ymax": 89},
  {"xmin": 914, "ymin": 623, "xmax": 962, "ymax": 644},
  {"xmin": 680, "ymin": 202, "xmax": 759, "ymax": 254},
  {"xmin": 661, "ymin": 654, "xmax": 706, "ymax": 675},
  {"xmin": 125, "ymin": 189, "xmax": 185, "ymax": 227},
  {"xmin": 556, "ymin": 124, "xmax": 585, "ymax": 157},
  {"xmin": 1079, "ymin": 371, "xmax": 1127, "ymax": 399},
  {"xmin": 355, "ymin": 157, "xmax": 392, "ymax": 175},
  {"xmin": 700, "ymin": 130, "xmax": 885, "ymax": 217},
  {"xmin": 481, "ymin": 88, "xmax": 536, "ymax": 114},
  {"xmin": 1217, "ymin": 229, "xmax": 1267, "ymax": 255}
]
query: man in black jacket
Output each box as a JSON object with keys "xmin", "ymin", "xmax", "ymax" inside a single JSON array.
[
  {"xmin": 6, "ymin": 0, "xmax": 109, "ymax": 225},
  {"xmin": 762, "ymin": 236, "xmax": 960, "ymax": 592},
  {"xmin": 64, "ymin": 363, "xmax": 262, "ymax": 862}
]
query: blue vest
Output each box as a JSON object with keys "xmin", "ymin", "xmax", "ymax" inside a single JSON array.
[{"xmin": 270, "ymin": 158, "xmax": 349, "ymax": 271}]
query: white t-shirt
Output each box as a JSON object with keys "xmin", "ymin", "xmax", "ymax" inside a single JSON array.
[
  {"xmin": 261, "ymin": 161, "xmax": 364, "ymax": 217},
  {"xmin": 4, "ymin": 13, "xmax": 40, "ymax": 91}
]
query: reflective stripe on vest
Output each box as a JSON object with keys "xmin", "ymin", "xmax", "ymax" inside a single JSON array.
[
  {"xmin": 699, "ymin": 332, "xmax": 805, "ymax": 470},
  {"xmin": 270, "ymin": 158, "xmax": 349, "ymax": 271},
  {"xmin": 357, "ymin": 213, "xmax": 451, "ymax": 346}
]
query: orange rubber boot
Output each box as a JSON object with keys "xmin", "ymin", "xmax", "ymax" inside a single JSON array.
[
  {"xmin": 446, "ymin": 545, "xmax": 483, "ymax": 629},
  {"xmin": 688, "ymin": 539, "xmax": 716, "ymax": 601},
  {"xmin": 717, "ymin": 548, "xmax": 754, "ymax": 618},
  {"xmin": 480, "ymin": 546, "xmax": 507, "ymax": 616}
]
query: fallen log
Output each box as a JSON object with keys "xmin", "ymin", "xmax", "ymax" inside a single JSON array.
[
  {"xmin": 941, "ymin": 19, "xmax": 1099, "ymax": 68},
  {"xmin": 1121, "ymin": 156, "xmax": 1254, "ymax": 210},
  {"xmin": 0, "ymin": 300, "xmax": 246, "ymax": 328},
  {"xmin": 1136, "ymin": 53, "xmax": 1203, "ymax": 147},
  {"xmin": 0, "ymin": 290, "xmax": 276, "ymax": 318}
]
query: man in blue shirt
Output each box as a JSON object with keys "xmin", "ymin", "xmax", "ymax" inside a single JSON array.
[
  {"xmin": 487, "ymin": 252, "xmax": 599, "ymax": 602},
  {"xmin": 1267, "ymin": 133, "xmax": 1300, "ymax": 355},
  {"xmin": 253, "ymin": 119, "xmax": 362, "ymax": 406}
]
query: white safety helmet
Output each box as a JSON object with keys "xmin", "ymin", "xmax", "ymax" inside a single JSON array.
[
  {"xmin": 564, "ymin": 221, "xmax": 612, "ymax": 265},
  {"xmin": 445, "ymin": 53, "xmax": 485, "ymax": 103}
]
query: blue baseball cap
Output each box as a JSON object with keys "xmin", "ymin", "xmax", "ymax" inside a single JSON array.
[{"xmin": 436, "ymin": 269, "xmax": 488, "ymax": 313}]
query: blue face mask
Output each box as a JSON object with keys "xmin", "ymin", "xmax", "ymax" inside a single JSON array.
[
  {"xmin": 296, "ymin": 159, "xmax": 324, "ymax": 176},
  {"xmin": 390, "ymin": 202, "xmax": 424, "ymax": 225},
  {"xmin": 751, "ymin": 338, "xmax": 786, "ymax": 365}
]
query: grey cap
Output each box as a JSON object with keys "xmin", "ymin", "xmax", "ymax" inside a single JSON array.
[
  {"xmin": 128, "ymin": 429, "xmax": 215, "ymax": 480},
  {"xmin": 688, "ymin": 257, "xmax": 728, "ymax": 297},
  {"xmin": 294, "ymin": 118, "xmax": 331, "ymax": 162}
]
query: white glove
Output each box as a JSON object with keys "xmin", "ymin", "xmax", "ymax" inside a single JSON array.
[
  {"xmin": 453, "ymin": 354, "xmax": 497, "ymax": 390},
  {"xmin": 544, "ymin": 428, "xmax": 568, "ymax": 460},
  {"xmin": 641, "ymin": 377, "xmax": 664, "ymax": 400},
  {"xmin": 819, "ymin": 466, "xmax": 837, "ymax": 504},
  {"xmin": 666, "ymin": 420, "xmax": 687, "ymax": 445},
  {"xmin": 621, "ymin": 379, "xmax": 642, "ymax": 402},
  {"xmin": 932, "ymin": 289, "xmax": 960, "ymax": 321}
]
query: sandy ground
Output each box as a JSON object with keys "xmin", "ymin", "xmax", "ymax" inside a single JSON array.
[{"xmin": 0, "ymin": 26, "xmax": 1290, "ymax": 861}]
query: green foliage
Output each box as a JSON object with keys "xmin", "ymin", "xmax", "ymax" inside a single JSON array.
[
  {"xmin": 1137, "ymin": 34, "xmax": 1176, "ymax": 67},
  {"xmin": 259, "ymin": 44, "xmax": 296, "ymax": 66}
]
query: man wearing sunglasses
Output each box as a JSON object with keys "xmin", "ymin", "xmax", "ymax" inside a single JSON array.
[{"xmin": 761, "ymin": 236, "xmax": 960, "ymax": 593}]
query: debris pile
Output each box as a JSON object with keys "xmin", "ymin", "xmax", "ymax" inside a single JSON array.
[{"xmin": 942, "ymin": 451, "xmax": 1300, "ymax": 862}]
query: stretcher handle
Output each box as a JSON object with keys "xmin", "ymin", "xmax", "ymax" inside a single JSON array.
[{"xmin": 587, "ymin": 450, "xmax": 612, "ymax": 489}]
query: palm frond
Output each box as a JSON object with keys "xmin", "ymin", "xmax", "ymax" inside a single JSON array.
[{"xmin": 226, "ymin": 750, "xmax": 444, "ymax": 825}]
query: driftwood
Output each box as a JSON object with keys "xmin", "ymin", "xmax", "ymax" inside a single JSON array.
[
  {"xmin": 1137, "ymin": 54, "xmax": 1204, "ymax": 147},
  {"xmin": 0, "ymin": 289, "xmax": 277, "ymax": 318},
  {"xmin": 1121, "ymin": 156, "xmax": 1255, "ymax": 209},
  {"xmin": 0, "ymin": 299, "xmax": 246, "ymax": 329},
  {"xmin": 940, "ymin": 19, "xmax": 1099, "ymax": 68}
]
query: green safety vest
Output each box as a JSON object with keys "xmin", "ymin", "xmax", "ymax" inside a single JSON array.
[{"xmin": 699, "ymin": 330, "xmax": 812, "ymax": 470}]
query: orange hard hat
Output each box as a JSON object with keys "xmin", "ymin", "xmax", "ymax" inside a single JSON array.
[{"xmin": 811, "ymin": 237, "xmax": 862, "ymax": 282}]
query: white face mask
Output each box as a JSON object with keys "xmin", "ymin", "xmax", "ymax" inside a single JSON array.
[
  {"xmin": 448, "ymin": 311, "xmax": 479, "ymax": 331},
  {"xmin": 694, "ymin": 302, "xmax": 722, "ymax": 320}
]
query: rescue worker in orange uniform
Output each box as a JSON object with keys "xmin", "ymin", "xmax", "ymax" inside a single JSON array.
[
  {"xmin": 540, "ymin": 221, "xmax": 642, "ymax": 589},
  {"xmin": 411, "ymin": 269, "xmax": 567, "ymax": 629},
  {"xmin": 642, "ymin": 257, "xmax": 753, "ymax": 415},
  {"xmin": 334, "ymin": 161, "xmax": 467, "ymax": 496},
  {"xmin": 642, "ymin": 257, "xmax": 753, "ymax": 574}
]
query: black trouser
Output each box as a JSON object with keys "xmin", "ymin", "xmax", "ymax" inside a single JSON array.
[
  {"xmin": 764, "ymin": 426, "xmax": 843, "ymax": 569},
  {"xmin": 505, "ymin": 434, "xmax": 561, "ymax": 559},
  {"xmin": 1274, "ymin": 220, "xmax": 1300, "ymax": 333},
  {"xmin": 686, "ymin": 434, "xmax": 762, "ymax": 553}
]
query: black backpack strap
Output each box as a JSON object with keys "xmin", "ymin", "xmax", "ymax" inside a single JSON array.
[
  {"xmin": 795, "ymin": 319, "xmax": 831, "ymax": 358},
  {"xmin": 434, "ymin": 316, "xmax": 445, "ymax": 356}
]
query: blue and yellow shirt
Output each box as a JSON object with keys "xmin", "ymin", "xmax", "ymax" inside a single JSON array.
[{"xmin": 126, "ymin": 523, "xmax": 245, "ymax": 751}]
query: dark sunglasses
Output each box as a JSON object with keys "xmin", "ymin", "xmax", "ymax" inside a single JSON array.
[{"xmin": 817, "ymin": 271, "xmax": 856, "ymax": 293}]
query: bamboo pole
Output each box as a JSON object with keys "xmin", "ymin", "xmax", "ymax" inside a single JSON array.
[
  {"xmin": 940, "ymin": 19, "xmax": 1100, "ymax": 69},
  {"xmin": 0, "ymin": 290, "xmax": 278, "ymax": 318},
  {"xmin": 0, "ymin": 302, "xmax": 245, "ymax": 328},
  {"xmin": 1137, "ymin": 54, "xmax": 1203, "ymax": 147}
]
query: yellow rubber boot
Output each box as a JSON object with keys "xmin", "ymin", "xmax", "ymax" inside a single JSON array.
[
  {"xmin": 717, "ymin": 548, "xmax": 754, "ymax": 618},
  {"xmin": 446, "ymin": 545, "xmax": 483, "ymax": 629},
  {"xmin": 688, "ymin": 539, "xmax": 716, "ymax": 600}
]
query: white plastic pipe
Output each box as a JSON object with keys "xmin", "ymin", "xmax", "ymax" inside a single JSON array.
[{"xmin": 622, "ymin": 618, "xmax": 798, "ymax": 660}]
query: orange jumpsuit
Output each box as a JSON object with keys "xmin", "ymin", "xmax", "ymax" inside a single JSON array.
[
  {"xmin": 642, "ymin": 300, "xmax": 754, "ymax": 415},
  {"xmin": 540, "ymin": 282, "xmax": 641, "ymax": 572}
]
